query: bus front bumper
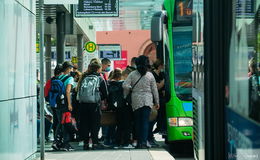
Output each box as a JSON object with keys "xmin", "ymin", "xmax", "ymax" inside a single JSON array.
[{"xmin": 167, "ymin": 126, "xmax": 193, "ymax": 142}]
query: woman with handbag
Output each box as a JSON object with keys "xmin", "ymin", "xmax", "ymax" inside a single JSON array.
[{"xmin": 123, "ymin": 55, "xmax": 159, "ymax": 149}]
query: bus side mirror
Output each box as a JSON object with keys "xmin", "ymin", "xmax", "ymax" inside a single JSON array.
[{"xmin": 151, "ymin": 11, "xmax": 166, "ymax": 42}]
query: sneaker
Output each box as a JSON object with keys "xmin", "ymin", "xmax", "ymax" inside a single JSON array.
[
  {"xmin": 51, "ymin": 143, "xmax": 60, "ymax": 151},
  {"xmin": 159, "ymin": 130, "xmax": 167, "ymax": 136},
  {"xmin": 78, "ymin": 141, "xmax": 84, "ymax": 146},
  {"xmin": 113, "ymin": 145, "xmax": 120, "ymax": 149},
  {"xmin": 89, "ymin": 143, "xmax": 93, "ymax": 149},
  {"xmin": 62, "ymin": 144, "xmax": 75, "ymax": 151},
  {"xmin": 103, "ymin": 140, "xmax": 112, "ymax": 147},
  {"xmin": 135, "ymin": 144, "xmax": 149, "ymax": 149},
  {"xmin": 148, "ymin": 140, "xmax": 159, "ymax": 147},
  {"xmin": 132, "ymin": 141, "xmax": 137, "ymax": 147},
  {"xmin": 122, "ymin": 144, "xmax": 134, "ymax": 149},
  {"xmin": 98, "ymin": 136, "xmax": 104, "ymax": 143},
  {"xmin": 146, "ymin": 141, "xmax": 152, "ymax": 148},
  {"xmin": 92, "ymin": 143, "xmax": 104, "ymax": 150},
  {"xmin": 153, "ymin": 128, "xmax": 160, "ymax": 134},
  {"xmin": 141, "ymin": 144, "xmax": 150, "ymax": 149}
]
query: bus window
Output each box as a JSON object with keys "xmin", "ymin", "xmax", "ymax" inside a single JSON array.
[
  {"xmin": 173, "ymin": 27, "xmax": 193, "ymax": 101},
  {"xmin": 227, "ymin": 4, "xmax": 260, "ymax": 123}
]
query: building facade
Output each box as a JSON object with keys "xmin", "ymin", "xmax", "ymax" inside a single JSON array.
[{"xmin": 0, "ymin": 1, "xmax": 37, "ymax": 160}]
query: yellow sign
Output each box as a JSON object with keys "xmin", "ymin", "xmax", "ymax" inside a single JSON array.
[
  {"xmin": 36, "ymin": 41, "xmax": 40, "ymax": 53},
  {"xmin": 71, "ymin": 56, "xmax": 78, "ymax": 64},
  {"xmin": 85, "ymin": 41, "xmax": 96, "ymax": 53}
]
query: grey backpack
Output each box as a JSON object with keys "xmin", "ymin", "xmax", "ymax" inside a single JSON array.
[{"xmin": 78, "ymin": 75, "xmax": 101, "ymax": 103}]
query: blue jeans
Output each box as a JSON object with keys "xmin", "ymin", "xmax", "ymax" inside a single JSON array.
[
  {"xmin": 148, "ymin": 120, "xmax": 156, "ymax": 141},
  {"xmin": 134, "ymin": 106, "xmax": 151, "ymax": 145}
]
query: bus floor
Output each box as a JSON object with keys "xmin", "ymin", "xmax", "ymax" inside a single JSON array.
[{"xmin": 36, "ymin": 134, "xmax": 194, "ymax": 160}]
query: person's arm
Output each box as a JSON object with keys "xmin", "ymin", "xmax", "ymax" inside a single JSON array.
[
  {"xmin": 122, "ymin": 73, "xmax": 132, "ymax": 97},
  {"xmin": 99, "ymin": 78, "xmax": 108, "ymax": 100},
  {"xmin": 66, "ymin": 84, "xmax": 73, "ymax": 111},
  {"xmin": 156, "ymin": 79, "xmax": 164, "ymax": 90},
  {"xmin": 152, "ymin": 71, "xmax": 164, "ymax": 90}
]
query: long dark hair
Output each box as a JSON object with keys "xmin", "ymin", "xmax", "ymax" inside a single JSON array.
[{"xmin": 136, "ymin": 55, "xmax": 150, "ymax": 76}]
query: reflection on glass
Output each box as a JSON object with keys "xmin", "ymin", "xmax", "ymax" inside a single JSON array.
[
  {"xmin": 228, "ymin": 2, "xmax": 260, "ymax": 123},
  {"xmin": 173, "ymin": 27, "xmax": 192, "ymax": 101}
]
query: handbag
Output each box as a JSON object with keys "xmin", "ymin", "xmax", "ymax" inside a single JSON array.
[
  {"xmin": 149, "ymin": 106, "xmax": 158, "ymax": 121},
  {"xmin": 125, "ymin": 75, "xmax": 143, "ymax": 105},
  {"xmin": 100, "ymin": 111, "xmax": 117, "ymax": 126},
  {"xmin": 61, "ymin": 112, "xmax": 78, "ymax": 133}
]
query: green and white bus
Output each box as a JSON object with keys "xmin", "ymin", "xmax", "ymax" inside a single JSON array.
[{"xmin": 151, "ymin": 0, "xmax": 193, "ymax": 146}]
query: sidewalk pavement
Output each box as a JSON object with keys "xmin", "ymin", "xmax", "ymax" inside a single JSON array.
[
  {"xmin": 36, "ymin": 148, "xmax": 174, "ymax": 160},
  {"xmin": 36, "ymin": 131, "xmax": 175, "ymax": 160},
  {"xmin": 36, "ymin": 134, "xmax": 174, "ymax": 160}
]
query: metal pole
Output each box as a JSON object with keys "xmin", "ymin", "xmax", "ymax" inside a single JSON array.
[
  {"xmin": 56, "ymin": 12, "xmax": 65, "ymax": 64},
  {"xmin": 45, "ymin": 34, "xmax": 52, "ymax": 81},
  {"xmin": 39, "ymin": 0, "xmax": 45, "ymax": 159},
  {"xmin": 77, "ymin": 34, "xmax": 83, "ymax": 72}
]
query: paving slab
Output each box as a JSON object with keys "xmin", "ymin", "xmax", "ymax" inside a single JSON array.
[{"xmin": 36, "ymin": 148, "xmax": 174, "ymax": 160}]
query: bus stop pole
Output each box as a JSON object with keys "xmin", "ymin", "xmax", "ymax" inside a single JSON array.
[{"xmin": 39, "ymin": 0, "xmax": 45, "ymax": 159}]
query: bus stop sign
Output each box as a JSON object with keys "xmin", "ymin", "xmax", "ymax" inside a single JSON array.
[{"xmin": 85, "ymin": 41, "xmax": 96, "ymax": 53}]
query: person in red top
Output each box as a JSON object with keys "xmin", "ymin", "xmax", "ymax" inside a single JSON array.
[
  {"xmin": 44, "ymin": 64, "xmax": 63, "ymax": 100},
  {"xmin": 44, "ymin": 64, "xmax": 64, "ymax": 150}
]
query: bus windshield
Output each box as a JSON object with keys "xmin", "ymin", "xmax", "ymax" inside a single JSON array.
[{"xmin": 172, "ymin": 27, "xmax": 192, "ymax": 101}]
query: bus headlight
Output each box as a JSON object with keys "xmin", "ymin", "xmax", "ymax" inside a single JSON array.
[
  {"xmin": 168, "ymin": 117, "xmax": 193, "ymax": 127},
  {"xmin": 168, "ymin": 118, "xmax": 178, "ymax": 126},
  {"xmin": 178, "ymin": 118, "xmax": 193, "ymax": 126}
]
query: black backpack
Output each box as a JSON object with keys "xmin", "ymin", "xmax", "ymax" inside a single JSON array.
[{"xmin": 108, "ymin": 81, "xmax": 125, "ymax": 110}]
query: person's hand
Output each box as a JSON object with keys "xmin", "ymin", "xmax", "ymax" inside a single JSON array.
[
  {"xmin": 154, "ymin": 104, "xmax": 160, "ymax": 110},
  {"xmin": 45, "ymin": 115, "xmax": 53, "ymax": 122},
  {"xmin": 162, "ymin": 90, "xmax": 166, "ymax": 97},
  {"xmin": 161, "ymin": 79, "xmax": 165, "ymax": 85},
  {"xmin": 68, "ymin": 104, "xmax": 73, "ymax": 111},
  {"xmin": 101, "ymin": 100, "xmax": 108, "ymax": 110}
]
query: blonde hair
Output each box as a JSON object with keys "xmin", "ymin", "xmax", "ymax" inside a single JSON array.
[
  {"xmin": 90, "ymin": 58, "xmax": 101, "ymax": 64},
  {"xmin": 111, "ymin": 68, "xmax": 122, "ymax": 80}
]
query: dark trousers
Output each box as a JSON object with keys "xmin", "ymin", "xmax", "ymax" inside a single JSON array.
[
  {"xmin": 79, "ymin": 103, "xmax": 101, "ymax": 144},
  {"xmin": 148, "ymin": 120, "xmax": 156, "ymax": 141},
  {"xmin": 53, "ymin": 108, "xmax": 70, "ymax": 145},
  {"xmin": 156, "ymin": 97, "xmax": 166, "ymax": 131},
  {"xmin": 53, "ymin": 108, "xmax": 63, "ymax": 143},
  {"xmin": 104, "ymin": 126, "xmax": 116, "ymax": 145},
  {"xmin": 52, "ymin": 108, "xmax": 58, "ymax": 139},
  {"xmin": 134, "ymin": 106, "xmax": 151, "ymax": 145},
  {"xmin": 115, "ymin": 106, "xmax": 132, "ymax": 145}
]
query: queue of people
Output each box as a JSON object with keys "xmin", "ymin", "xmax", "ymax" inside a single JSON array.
[{"xmin": 41, "ymin": 55, "xmax": 166, "ymax": 151}]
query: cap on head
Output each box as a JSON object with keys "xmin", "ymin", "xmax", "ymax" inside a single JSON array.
[{"xmin": 54, "ymin": 63, "xmax": 63, "ymax": 75}]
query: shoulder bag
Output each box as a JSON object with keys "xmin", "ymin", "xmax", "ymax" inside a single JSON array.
[{"xmin": 125, "ymin": 75, "xmax": 143, "ymax": 105}]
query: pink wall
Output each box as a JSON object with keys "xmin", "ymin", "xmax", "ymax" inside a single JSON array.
[{"xmin": 96, "ymin": 30, "xmax": 153, "ymax": 65}]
